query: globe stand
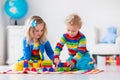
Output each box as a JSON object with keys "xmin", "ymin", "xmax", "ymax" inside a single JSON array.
[{"xmin": 14, "ymin": 20, "xmax": 17, "ymax": 25}]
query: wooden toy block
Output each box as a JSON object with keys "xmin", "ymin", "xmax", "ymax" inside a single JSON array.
[
  {"xmin": 28, "ymin": 60, "xmax": 33, "ymax": 68},
  {"xmin": 41, "ymin": 60, "xmax": 53, "ymax": 67},
  {"xmin": 57, "ymin": 62, "xmax": 71, "ymax": 72},
  {"xmin": 58, "ymin": 62, "xmax": 68, "ymax": 67},
  {"xmin": 116, "ymin": 56, "xmax": 120, "ymax": 65},
  {"xmin": 24, "ymin": 60, "xmax": 28, "ymax": 68},
  {"xmin": 33, "ymin": 60, "xmax": 38, "ymax": 68}
]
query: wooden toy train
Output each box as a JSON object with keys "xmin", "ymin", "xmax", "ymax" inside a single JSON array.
[{"xmin": 11, "ymin": 60, "xmax": 71, "ymax": 72}]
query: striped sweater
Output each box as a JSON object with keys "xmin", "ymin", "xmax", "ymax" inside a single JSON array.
[
  {"xmin": 31, "ymin": 42, "xmax": 42, "ymax": 60},
  {"xmin": 54, "ymin": 31, "xmax": 88, "ymax": 64}
]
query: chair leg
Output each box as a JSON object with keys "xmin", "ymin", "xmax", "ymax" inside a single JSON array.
[{"xmin": 92, "ymin": 54, "xmax": 97, "ymax": 65}]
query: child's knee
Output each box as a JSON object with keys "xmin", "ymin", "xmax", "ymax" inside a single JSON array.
[{"xmin": 76, "ymin": 58, "xmax": 94, "ymax": 70}]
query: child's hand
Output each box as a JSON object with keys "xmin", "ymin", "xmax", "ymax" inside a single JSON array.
[
  {"xmin": 54, "ymin": 58, "xmax": 61, "ymax": 67},
  {"xmin": 67, "ymin": 61, "xmax": 75, "ymax": 68}
]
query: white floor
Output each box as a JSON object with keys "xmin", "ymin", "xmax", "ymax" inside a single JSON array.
[{"xmin": 0, "ymin": 65, "xmax": 120, "ymax": 80}]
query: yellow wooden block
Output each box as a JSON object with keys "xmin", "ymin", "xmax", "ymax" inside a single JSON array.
[
  {"xmin": 11, "ymin": 61, "xmax": 24, "ymax": 71},
  {"xmin": 41, "ymin": 60, "xmax": 53, "ymax": 67}
]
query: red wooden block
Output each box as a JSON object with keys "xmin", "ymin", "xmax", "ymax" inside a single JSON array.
[{"xmin": 116, "ymin": 56, "xmax": 120, "ymax": 65}]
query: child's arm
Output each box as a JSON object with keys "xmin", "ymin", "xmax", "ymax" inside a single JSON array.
[
  {"xmin": 18, "ymin": 38, "xmax": 31, "ymax": 61},
  {"xmin": 22, "ymin": 38, "xmax": 32, "ymax": 60},
  {"xmin": 54, "ymin": 34, "xmax": 66, "ymax": 65},
  {"xmin": 54, "ymin": 35, "xmax": 66, "ymax": 58},
  {"xmin": 44, "ymin": 41, "xmax": 54, "ymax": 60}
]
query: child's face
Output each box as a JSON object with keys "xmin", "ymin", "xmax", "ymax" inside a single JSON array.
[
  {"xmin": 33, "ymin": 23, "xmax": 44, "ymax": 40},
  {"xmin": 67, "ymin": 24, "xmax": 80, "ymax": 37}
]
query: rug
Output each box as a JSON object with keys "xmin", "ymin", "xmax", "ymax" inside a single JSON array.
[{"xmin": 0, "ymin": 68, "xmax": 103, "ymax": 74}]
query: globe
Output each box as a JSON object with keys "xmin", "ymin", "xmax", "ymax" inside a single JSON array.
[{"xmin": 4, "ymin": 0, "xmax": 28, "ymax": 19}]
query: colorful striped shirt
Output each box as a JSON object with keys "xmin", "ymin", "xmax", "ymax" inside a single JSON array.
[
  {"xmin": 31, "ymin": 42, "xmax": 42, "ymax": 60},
  {"xmin": 54, "ymin": 31, "xmax": 88, "ymax": 64}
]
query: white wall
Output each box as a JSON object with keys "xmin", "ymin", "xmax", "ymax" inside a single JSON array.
[
  {"xmin": 0, "ymin": 0, "xmax": 5, "ymax": 64},
  {"xmin": 1, "ymin": 0, "xmax": 120, "ymax": 62}
]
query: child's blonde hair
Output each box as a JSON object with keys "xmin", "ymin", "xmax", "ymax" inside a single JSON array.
[
  {"xmin": 24, "ymin": 15, "xmax": 47, "ymax": 45},
  {"xmin": 65, "ymin": 13, "xmax": 82, "ymax": 28}
]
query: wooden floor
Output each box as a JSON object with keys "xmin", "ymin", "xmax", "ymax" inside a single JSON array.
[{"xmin": 0, "ymin": 65, "xmax": 120, "ymax": 80}]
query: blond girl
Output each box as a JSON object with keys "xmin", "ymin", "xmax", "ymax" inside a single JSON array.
[{"xmin": 19, "ymin": 16, "xmax": 54, "ymax": 61}]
